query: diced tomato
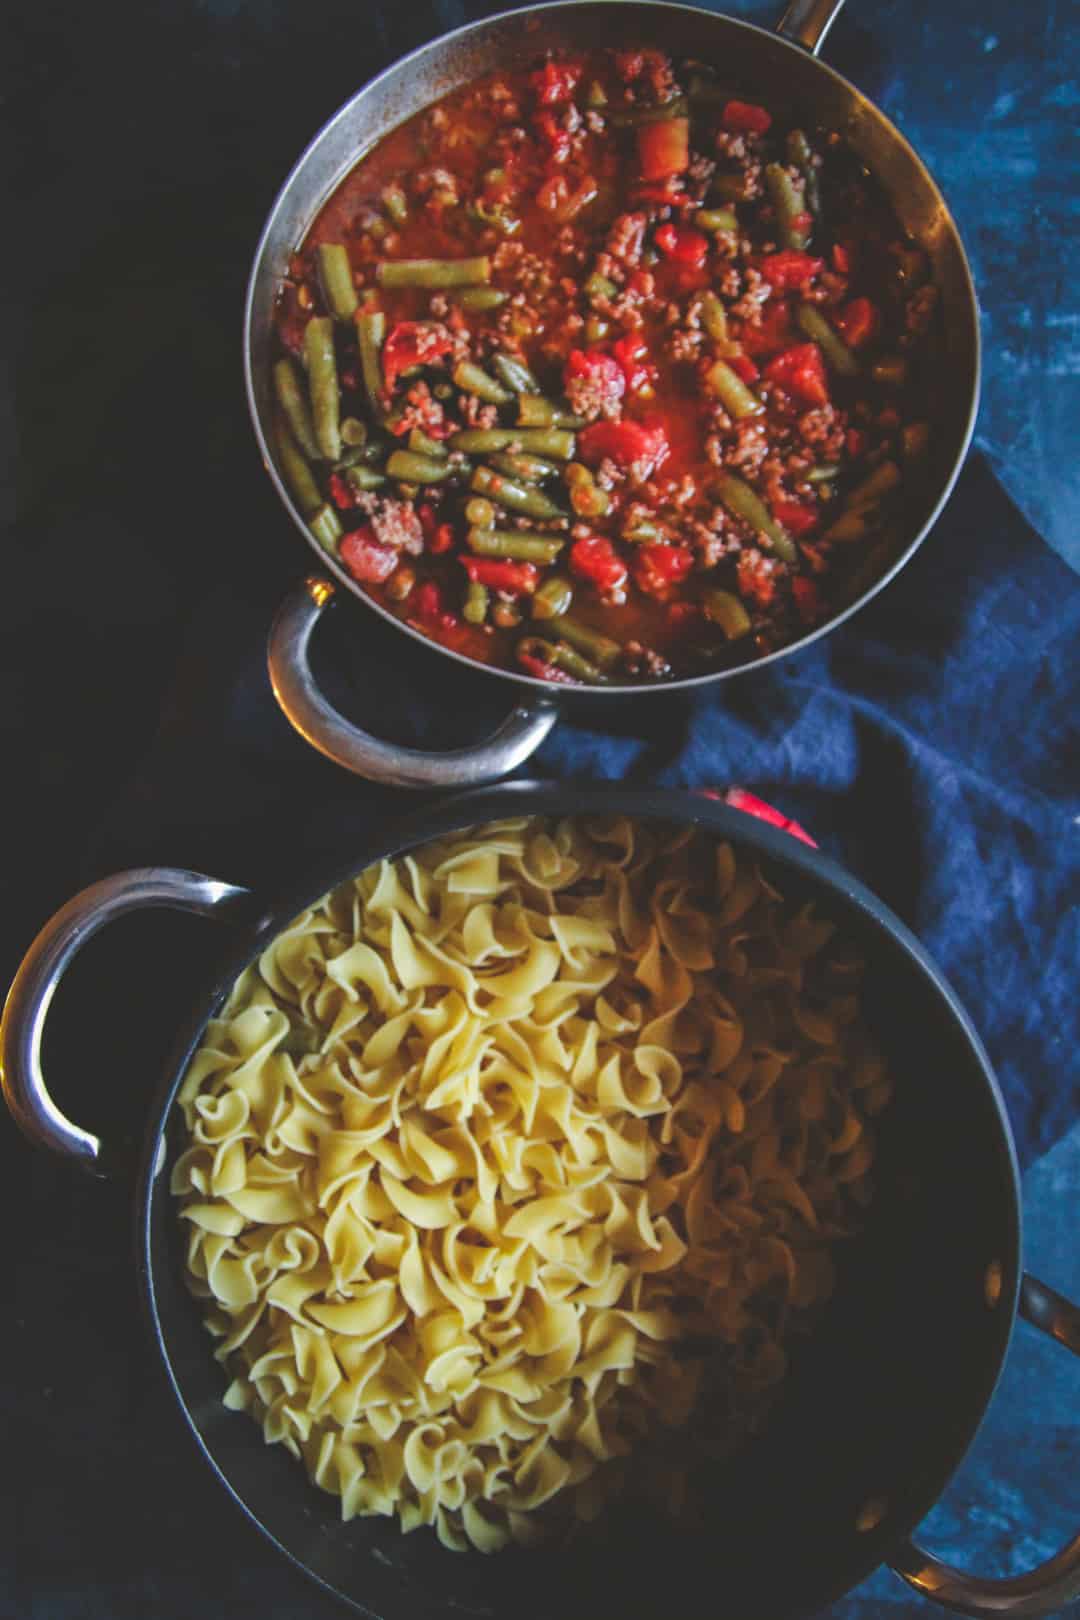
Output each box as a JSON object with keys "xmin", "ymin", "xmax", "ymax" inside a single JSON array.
[
  {"xmin": 737, "ymin": 550, "xmax": 778, "ymax": 608},
  {"xmin": 846, "ymin": 427, "xmax": 867, "ymax": 458},
  {"xmin": 328, "ymin": 472, "xmax": 355, "ymax": 511},
  {"xmin": 614, "ymin": 50, "xmax": 645, "ymax": 80},
  {"xmin": 537, "ymin": 174, "xmax": 570, "ymax": 213},
  {"xmin": 763, "ymin": 343, "xmax": 829, "ymax": 407},
  {"xmin": 878, "ymin": 407, "xmax": 901, "ymax": 430},
  {"xmin": 431, "ymin": 523, "xmax": 455, "ymax": 554},
  {"xmin": 831, "ymin": 242, "xmax": 852, "ymax": 274},
  {"xmin": 612, "ymin": 334, "xmax": 656, "ymax": 393},
  {"xmin": 517, "ymin": 649, "xmax": 577, "ymax": 684},
  {"xmin": 414, "ymin": 580, "xmax": 458, "ymax": 630},
  {"xmin": 727, "ymin": 353, "xmax": 760, "ymax": 383},
  {"xmin": 633, "ymin": 543, "xmax": 694, "ymax": 598},
  {"xmin": 381, "ymin": 321, "xmax": 454, "ymax": 391},
  {"xmin": 577, "ymin": 418, "xmax": 670, "ymax": 478},
  {"xmin": 758, "ymin": 251, "xmax": 824, "ymax": 291},
  {"xmin": 789, "ymin": 211, "xmax": 813, "ymax": 236},
  {"xmin": 739, "ymin": 299, "xmax": 796, "ymax": 356},
  {"xmin": 417, "ymin": 505, "xmax": 454, "ymax": 556},
  {"xmin": 536, "ymin": 109, "xmax": 572, "ymax": 164},
  {"xmin": 666, "ymin": 600, "xmax": 703, "ymax": 632},
  {"xmin": 654, "ymin": 222, "xmax": 709, "ymax": 269},
  {"xmin": 461, "ymin": 557, "xmax": 539, "ymax": 595},
  {"xmin": 569, "ymin": 535, "xmax": 629, "ymax": 593},
  {"xmin": 833, "ymin": 296, "xmax": 880, "ymax": 349},
  {"xmin": 722, "ymin": 786, "xmax": 818, "ymax": 847},
  {"xmin": 771, "ymin": 499, "xmax": 819, "ymax": 536},
  {"xmin": 632, "ymin": 177, "xmax": 686, "ymax": 206},
  {"xmin": 721, "ymin": 100, "xmax": 772, "ymax": 135},
  {"xmin": 637, "ymin": 117, "xmax": 690, "ymax": 181},
  {"xmin": 530, "ymin": 59, "xmax": 583, "ymax": 105},
  {"xmin": 791, "ymin": 576, "xmax": 821, "ymax": 626},
  {"xmin": 340, "ymin": 528, "xmax": 397, "ymax": 585}
]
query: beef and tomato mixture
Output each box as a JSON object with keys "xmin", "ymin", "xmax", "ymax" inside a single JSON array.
[{"xmin": 272, "ymin": 48, "xmax": 939, "ymax": 685}]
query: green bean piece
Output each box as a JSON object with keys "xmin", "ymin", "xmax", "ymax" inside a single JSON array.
[
  {"xmin": 702, "ymin": 588, "xmax": 752, "ymax": 640},
  {"xmin": 272, "ymin": 413, "xmax": 323, "ymax": 517},
  {"xmin": 340, "ymin": 416, "xmax": 368, "ymax": 448},
  {"xmin": 796, "ymin": 305, "xmax": 859, "ymax": 376},
  {"xmin": 355, "ymin": 309, "xmax": 387, "ymax": 419},
  {"xmin": 807, "ymin": 463, "xmax": 841, "ymax": 484},
  {"xmin": 871, "ymin": 356, "xmax": 908, "ymax": 387},
  {"xmin": 450, "ymin": 286, "xmax": 509, "ymax": 312},
  {"xmin": 715, "ymin": 472, "xmax": 798, "ymax": 562},
  {"xmin": 531, "ymin": 575, "xmax": 575, "ymax": 620},
  {"xmin": 468, "ymin": 529, "xmax": 564, "ymax": 564},
  {"xmin": 465, "ymin": 497, "xmax": 497, "ymax": 528},
  {"xmin": 584, "ymin": 316, "xmax": 611, "ymax": 344},
  {"xmin": 450, "ymin": 426, "xmax": 576, "ymax": 459},
  {"xmin": 699, "ymin": 290, "xmax": 730, "ymax": 346},
  {"xmin": 376, "ymin": 256, "xmax": 491, "ymax": 289},
  {"xmin": 463, "ymin": 580, "xmax": 490, "ymax": 625},
  {"xmin": 304, "ymin": 316, "xmax": 342, "ymax": 461},
  {"xmin": 621, "ymin": 519, "xmax": 665, "ymax": 543},
  {"xmin": 520, "ymin": 635, "xmax": 609, "ymax": 684},
  {"xmin": 565, "ymin": 462, "xmax": 611, "ymax": 519},
  {"xmin": 491, "ymin": 353, "xmax": 541, "ymax": 395},
  {"xmin": 516, "ymin": 395, "xmax": 584, "ymax": 430},
  {"xmin": 273, "ymin": 356, "xmax": 323, "ymax": 462},
  {"xmin": 704, "ymin": 358, "xmax": 764, "ymax": 419},
  {"xmin": 453, "ymin": 361, "xmax": 514, "ymax": 406},
  {"xmin": 585, "ymin": 270, "xmax": 618, "ymax": 301},
  {"xmin": 821, "ymin": 510, "xmax": 869, "ymax": 544},
  {"xmin": 387, "ymin": 449, "xmax": 452, "ymax": 484},
  {"xmin": 765, "ymin": 164, "xmax": 811, "ymax": 251},
  {"xmin": 586, "ymin": 79, "xmax": 607, "ymax": 108},
  {"xmin": 902, "ymin": 422, "xmax": 930, "ymax": 459},
  {"xmin": 381, "ymin": 183, "xmax": 408, "ymax": 224},
  {"xmin": 408, "ymin": 428, "xmax": 448, "ymax": 458},
  {"xmin": 472, "ymin": 464, "xmax": 565, "ymax": 519},
  {"xmin": 307, "ymin": 503, "xmax": 343, "ymax": 551},
  {"xmin": 786, "ymin": 130, "xmax": 822, "ymax": 221},
  {"xmin": 492, "ymin": 600, "xmax": 523, "ymax": 629},
  {"xmin": 545, "ymin": 612, "xmax": 622, "ymax": 670},
  {"xmin": 609, "ymin": 96, "xmax": 688, "ymax": 127},
  {"xmin": 344, "ymin": 464, "xmax": 387, "ymax": 493},
  {"xmin": 489, "ymin": 451, "xmax": 559, "ymax": 483},
  {"xmin": 847, "ymin": 460, "xmax": 901, "ymax": 510},
  {"xmin": 316, "ymin": 243, "xmax": 359, "ymax": 322},
  {"xmin": 696, "ymin": 207, "xmax": 738, "ymax": 234},
  {"xmin": 712, "ymin": 170, "xmax": 753, "ymax": 202}
]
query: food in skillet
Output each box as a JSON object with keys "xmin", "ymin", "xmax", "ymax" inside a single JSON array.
[
  {"xmin": 272, "ymin": 46, "xmax": 938, "ymax": 685},
  {"xmin": 173, "ymin": 816, "xmax": 891, "ymax": 1550}
]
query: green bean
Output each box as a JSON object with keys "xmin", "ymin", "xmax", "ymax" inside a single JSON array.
[
  {"xmin": 712, "ymin": 170, "xmax": 754, "ymax": 203},
  {"xmin": 449, "ymin": 286, "xmax": 508, "ymax": 312},
  {"xmin": 609, "ymin": 96, "xmax": 688, "ymax": 127},
  {"xmin": 871, "ymin": 356, "xmax": 908, "ymax": 387},
  {"xmin": 381, "ymin": 183, "xmax": 408, "ymax": 224},
  {"xmin": 491, "ymin": 353, "xmax": 541, "ymax": 395},
  {"xmin": 492, "ymin": 600, "xmax": 523, "ymax": 629},
  {"xmin": 797, "ymin": 305, "xmax": 859, "ymax": 376},
  {"xmin": 545, "ymin": 612, "xmax": 621, "ymax": 670},
  {"xmin": 450, "ymin": 426, "xmax": 576, "ymax": 459},
  {"xmin": 807, "ymin": 463, "xmax": 841, "ymax": 484},
  {"xmin": 902, "ymin": 422, "xmax": 929, "ymax": 459},
  {"xmin": 468, "ymin": 529, "xmax": 564, "ymax": 564},
  {"xmin": 715, "ymin": 472, "xmax": 798, "ymax": 562},
  {"xmin": 702, "ymin": 588, "xmax": 751, "ymax": 640},
  {"xmin": 387, "ymin": 449, "xmax": 452, "ymax": 484},
  {"xmin": 408, "ymin": 428, "xmax": 448, "ymax": 458},
  {"xmin": 344, "ymin": 464, "xmax": 387, "ymax": 493},
  {"xmin": 586, "ymin": 80, "xmax": 607, "ymax": 108},
  {"xmin": 316, "ymin": 243, "xmax": 358, "ymax": 322},
  {"xmin": 821, "ymin": 510, "xmax": 869, "ymax": 544},
  {"xmin": 453, "ymin": 360, "xmax": 513, "ymax": 406},
  {"xmin": 472, "ymin": 464, "xmax": 565, "ymax": 519},
  {"xmin": 531, "ymin": 575, "xmax": 574, "ymax": 620},
  {"xmin": 585, "ymin": 270, "xmax": 618, "ymax": 301},
  {"xmin": 704, "ymin": 358, "xmax": 764, "ymax": 419},
  {"xmin": 273, "ymin": 356, "xmax": 323, "ymax": 461},
  {"xmin": 584, "ymin": 316, "xmax": 611, "ymax": 344},
  {"xmin": 621, "ymin": 519, "xmax": 665, "ymax": 543},
  {"xmin": 565, "ymin": 462, "xmax": 611, "ymax": 519},
  {"xmin": 340, "ymin": 416, "xmax": 368, "ymax": 448},
  {"xmin": 696, "ymin": 207, "xmax": 738, "ymax": 234},
  {"xmin": 517, "ymin": 395, "xmax": 584, "ymax": 430},
  {"xmin": 699, "ymin": 290, "xmax": 730, "ymax": 346},
  {"xmin": 355, "ymin": 309, "xmax": 387, "ymax": 419},
  {"xmin": 489, "ymin": 451, "xmax": 559, "ymax": 483},
  {"xmin": 846, "ymin": 460, "xmax": 900, "ymax": 510},
  {"xmin": 376, "ymin": 256, "xmax": 491, "ymax": 289},
  {"xmin": 465, "ymin": 497, "xmax": 497, "ymax": 528},
  {"xmin": 307, "ymin": 503, "xmax": 343, "ymax": 551},
  {"xmin": 786, "ymin": 130, "xmax": 822, "ymax": 221},
  {"xmin": 765, "ymin": 164, "xmax": 811, "ymax": 251},
  {"xmin": 463, "ymin": 580, "xmax": 490, "ymax": 625},
  {"xmin": 520, "ymin": 635, "xmax": 609, "ymax": 685},
  {"xmin": 272, "ymin": 413, "xmax": 323, "ymax": 516},
  {"xmin": 304, "ymin": 316, "xmax": 342, "ymax": 461}
]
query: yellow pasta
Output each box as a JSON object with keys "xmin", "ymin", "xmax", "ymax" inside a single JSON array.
[{"xmin": 173, "ymin": 816, "xmax": 890, "ymax": 1551}]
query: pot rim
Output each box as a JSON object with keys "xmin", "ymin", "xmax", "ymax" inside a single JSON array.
[
  {"xmin": 242, "ymin": 0, "xmax": 982, "ymax": 701},
  {"xmin": 137, "ymin": 781, "xmax": 1020, "ymax": 1620}
]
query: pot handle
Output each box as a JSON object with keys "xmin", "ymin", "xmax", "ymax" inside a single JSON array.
[
  {"xmin": 267, "ymin": 576, "xmax": 557, "ymax": 787},
  {"xmin": 775, "ymin": 0, "xmax": 847, "ymax": 55},
  {"xmin": 889, "ymin": 1273, "xmax": 1080, "ymax": 1617},
  {"xmin": 0, "ymin": 869, "xmax": 253, "ymax": 1175}
]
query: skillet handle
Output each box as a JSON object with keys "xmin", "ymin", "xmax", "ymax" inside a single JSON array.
[
  {"xmin": 267, "ymin": 576, "xmax": 557, "ymax": 787},
  {"xmin": 775, "ymin": 0, "xmax": 847, "ymax": 54},
  {"xmin": 890, "ymin": 1274, "xmax": 1080, "ymax": 1617},
  {"xmin": 0, "ymin": 869, "xmax": 253, "ymax": 1175}
]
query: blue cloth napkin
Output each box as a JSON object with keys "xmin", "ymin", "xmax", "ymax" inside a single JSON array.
[{"xmin": 84, "ymin": 453, "xmax": 1079, "ymax": 1173}]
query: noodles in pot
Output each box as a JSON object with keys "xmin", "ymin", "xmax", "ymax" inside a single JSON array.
[{"xmin": 172, "ymin": 816, "xmax": 891, "ymax": 1551}]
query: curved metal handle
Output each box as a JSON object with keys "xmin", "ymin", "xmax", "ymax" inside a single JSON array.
[
  {"xmin": 0, "ymin": 869, "xmax": 253, "ymax": 1175},
  {"xmin": 267, "ymin": 576, "xmax": 558, "ymax": 787},
  {"xmin": 890, "ymin": 1274, "xmax": 1080, "ymax": 1617},
  {"xmin": 775, "ymin": 0, "xmax": 847, "ymax": 55}
]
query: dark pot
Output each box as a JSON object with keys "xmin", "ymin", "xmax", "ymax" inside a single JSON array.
[{"xmin": 3, "ymin": 784, "xmax": 1077, "ymax": 1619}]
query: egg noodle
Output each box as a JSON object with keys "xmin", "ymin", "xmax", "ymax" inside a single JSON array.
[{"xmin": 172, "ymin": 816, "xmax": 891, "ymax": 1551}]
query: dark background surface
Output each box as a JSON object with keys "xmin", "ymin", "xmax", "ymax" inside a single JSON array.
[{"xmin": 7, "ymin": 2, "xmax": 1079, "ymax": 1617}]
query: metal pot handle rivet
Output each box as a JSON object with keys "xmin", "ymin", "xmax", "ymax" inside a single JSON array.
[
  {"xmin": 0, "ymin": 870, "xmax": 253, "ymax": 1175},
  {"xmin": 267, "ymin": 576, "xmax": 558, "ymax": 787},
  {"xmin": 890, "ymin": 1274, "xmax": 1080, "ymax": 1617}
]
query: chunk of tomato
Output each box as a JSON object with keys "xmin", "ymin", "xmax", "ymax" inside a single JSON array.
[
  {"xmin": 340, "ymin": 528, "xmax": 397, "ymax": 584},
  {"xmin": 577, "ymin": 418, "xmax": 670, "ymax": 478},
  {"xmin": 637, "ymin": 117, "xmax": 690, "ymax": 181},
  {"xmin": 721, "ymin": 100, "xmax": 772, "ymax": 135},
  {"xmin": 763, "ymin": 343, "xmax": 829, "ymax": 407}
]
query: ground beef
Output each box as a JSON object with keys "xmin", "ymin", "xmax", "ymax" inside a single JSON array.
[
  {"xmin": 355, "ymin": 495, "xmax": 424, "ymax": 556},
  {"xmin": 737, "ymin": 547, "xmax": 780, "ymax": 608},
  {"xmin": 605, "ymin": 212, "xmax": 647, "ymax": 267},
  {"xmin": 722, "ymin": 419, "xmax": 770, "ymax": 476},
  {"xmin": 413, "ymin": 167, "xmax": 459, "ymax": 206},
  {"xmin": 461, "ymin": 394, "xmax": 500, "ymax": 428},
  {"xmin": 622, "ymin": 640, "xmax": 671, "ymax": 678},
  {"xmin": 797, "ymin": 404, "xmax": 847, "ymax": 460},
  {"xmin": 729, "ymin": 267, "xmax": 770, "ymax": 323}
]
